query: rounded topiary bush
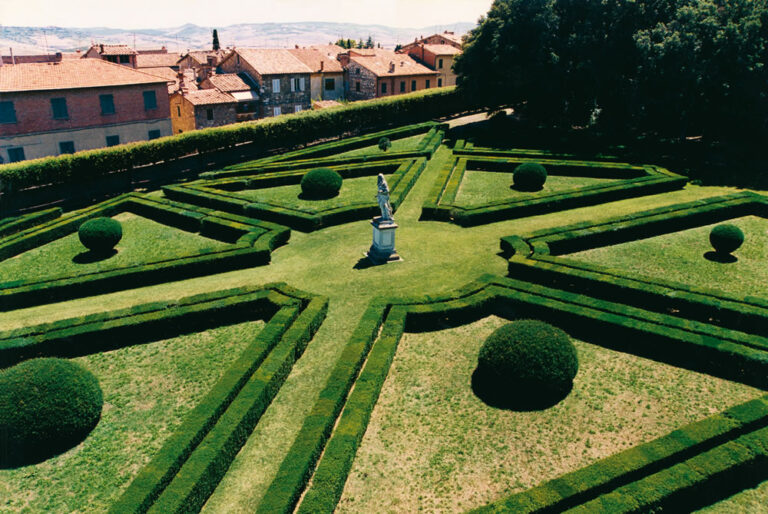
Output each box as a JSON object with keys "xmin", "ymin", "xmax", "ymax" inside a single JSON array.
[
  {"xmin": 709, "ymin": 224, "xmax": 744, "ymax": 254},
  {"xmin": 78, "ymin": 217, "xmax": 122, "ymax": 254},
  {"xmin": 0, "ymin": 358, "xmax": 103, "ymax": 466},
  {"xmin": 300, "ymin": 168, "xmax": 343, "ymax": 199},
  {"xmin": 378, "ymin": 137, "xmax": 392, "ymax": 152},
  {"xmin": 513, "ymin": 162, "xmax": 547, "ymax": 191},
  {"xmin": 475, "ymin": 320, "xmax": 578, "ymax": 409}
]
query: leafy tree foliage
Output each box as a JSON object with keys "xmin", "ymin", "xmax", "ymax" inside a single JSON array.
[{"xmin": 212, "ymin": 29, "xmax": 220, "ymax": 51}]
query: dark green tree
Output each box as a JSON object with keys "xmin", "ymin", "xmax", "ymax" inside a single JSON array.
[
  {"xmin": 212, "ymin": 29, "xmax": 220, "ymax": 51},
  {"xmin": 394, "ymin": 43, "xmax": 402, "ymax": 52},
  {"xmin": 365, "ymin": 35, "xmax": 374, "ymax": 48}
]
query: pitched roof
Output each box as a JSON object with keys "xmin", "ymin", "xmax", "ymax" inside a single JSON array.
[
  {"xmin": 234, "ymin": 48, "xmax": 312, "ymax": 75},
  {"xmin": 182, "ymin": 50, "xmax": 229, "ymax": 66},
  {"xmin": 349, "ymin": 49, "xmax": 437, "ymax": 77},
  {"xmin": 205, "ymin": 74, "xmax": 251, "ymax": 92},
  {"xmin": 136, "ymin": 53, "xmax": 181, "ymax": 68},
  {"xmin": 309, "ymin": 44, "xmax": 346, "ymax": 58},
  {"xmin": 287, "ymin": 48, "xmax": 343, "ymax": 73},
  {"xmin": 90, "ymin": 44, "xmax": 137, "ymax": 56},
  {"xmin": 0, "ymin": 59, "xmax": 170, "ymax": 92},
  {"xmin": 438, "ymin": 32, "xmax": 463, "ymax": 45},
  {"xmin": 179, "ymin": 89, "xmax": 236, "ymax": 106},
  {"xmin": 423, "ymin": 44, "xmax": 462, "ymax": 56}
]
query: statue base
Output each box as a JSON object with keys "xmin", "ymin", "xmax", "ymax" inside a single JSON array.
[{"xmin": 366, "ymin": 216, "xmax": 401, "ymax": 264}]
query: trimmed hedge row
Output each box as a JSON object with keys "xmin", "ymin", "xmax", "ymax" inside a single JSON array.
[
  {"xmin": 165, "ymin": 157, "xmax": 428, "ymax": 232},
  {"xmin": 0, "ymin": 194, "xmax": 290, "ymax": 311},
  {"xmin": 502, "ymin": 192, "xmax": 768, "ymax": 336},
  {"xmin": 261, "ymin": 274, "xmax": 768, "ymax": 513},
  {"xmin": 0, "ymin": 89, "xmax": 466, "ymax": 191},
  {"xmin": 420, "ymin": 152, "xmax": 687, "ymax": 225},
  {"xmin": 0, "ymin": 207, "xmax": 62, "ymax": 238}
]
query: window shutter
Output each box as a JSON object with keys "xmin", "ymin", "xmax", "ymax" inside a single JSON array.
[
  {"xmin": 290, "ymin": 79, "xmax": 295, "ymax": 92},
  {"xmin": 272, "ymin": 79, "xmax": 281, "ymax": 93},
  {"xmin": 299, "ymin": 78, "xmax": 305, "ymax": 91}
]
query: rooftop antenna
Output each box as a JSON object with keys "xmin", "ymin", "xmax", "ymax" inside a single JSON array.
[
  {"xmin": 43, "ymin": 29, "xmax": 50, "ymax": 60},
  {"xmin": 133, "ymin": 32, "xmax": 136, "ymax": 50}
]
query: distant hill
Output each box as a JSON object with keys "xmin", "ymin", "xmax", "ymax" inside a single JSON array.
[{"xmin": 0, "ymin": 21, "xmax": 475, "ymax": 56}]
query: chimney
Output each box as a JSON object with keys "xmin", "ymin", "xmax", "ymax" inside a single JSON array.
[
  {"xmin": 320, "ymin": 60, "xmax": 324, "ymax": 71},
  {"xmin": 295, "ymin": 44, "xmax": 299, "ymax": 49},
  {"xmin": 389, "ymin": 61, "xmax": 394, "ymax": 73},
  {"xmin": 100, "ymin": 43, "xmax": 104, "ymax": 54},
  {"xmin": 400, "ymin": 60, "xmax": 404, "ymax": 67}
]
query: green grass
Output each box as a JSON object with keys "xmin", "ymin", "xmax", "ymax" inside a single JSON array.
[
  {"xmin": 335, "ymin": 315, "xmax": 762, "ymax": 513},
  {"xmin": 0, "ymin": 212, "xmax": 230, "ymax": 284},
  {"xmin": 0, "ymin": 320, "xmax": 263, "ymax": 513},
  {"xmin": 333, "ymin": 134, "xmax": 426, "ymax": 158},
  {"xmin": 568, "ymin": 216, "xmax": 768, "ymax": 298},
  {"xmin": 454, "ymin": 170, "xmax": 618, "ymax": 208},
  {"xmin": 698, "ymin": 480, "xmax": 768, "ymax": 512},
  {"xmin": 0, "ymin": 135, "xmax": 761, "ymax": 513},
  {"xmin": 221, "ymin": 174, "xmax": 384, "ymax": 210}
]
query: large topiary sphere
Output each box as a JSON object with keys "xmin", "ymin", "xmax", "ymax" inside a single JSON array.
[
  {"xmin": 709, "ymin": 224, "xmax": 744, "ymax": 254},
  {"xmin": 300, "ymin": 168, "xmax": 343, "ymax": 199},
  {"xmin": 0, "ymin": 358, "xmax": 103, "ymax": 466},
  {"xmin": 513, "ymin": 162, "xmax": 548, "ymax": 191},
  {"xmin": 477, "ymin": 320, "xmax": 578, "ymax": 403},
  {"xmin": 78, "ymin": 217, "xmax": 122, "ymax": 254}
]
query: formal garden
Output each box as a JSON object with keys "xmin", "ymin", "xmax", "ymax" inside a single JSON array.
[{"xmin": 0, "ymin": 110, "xmax": 767, "ymax": 514}]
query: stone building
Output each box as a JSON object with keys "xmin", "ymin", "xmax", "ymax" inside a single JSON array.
[
  {"xmin": 399, "ymin": 32, "xmax": 464, "ymax": 87},
  {"xmin": 168, "ymin": 88, "xmax": 237, "ymax": 134},
  {"xmin": 0, "ymin": 59, "xmax": 171, "ymax": 162},
  {"xmin": 218, "ymin": 49, "xmax": 311, "ymax": 117},
  {"xmin": 83, "ymin": 44, "xmax": 138, "ymax": 67},
  {"xmin": 288, "ymin": 47, "xmax": 345, "ymax": 101},
  {"xmin": 340, "ymin": 49, "xmax": 438, "ymax": 101},
  {"xmin": 199, "ymin": 73, "xmax": 259, "ymax": 121}
]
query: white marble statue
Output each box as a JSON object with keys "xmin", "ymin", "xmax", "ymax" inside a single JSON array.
[{"xmin": 376, "ymin": 173, "xmax": 394, "ymax": 221}]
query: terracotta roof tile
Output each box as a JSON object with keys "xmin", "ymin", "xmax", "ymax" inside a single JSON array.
[
  {"xmin": 183, "ymin": 50, "xmax": 229, "ymax": 66},
  {"xmin": 349, "ymin": 49, "xmax": 437, "ymax": 77},
  {"xmin": 136, "ymin": 53, "xmax": 181, "ymax": 68},
  {"xmin": 90, "ymin": 44, "xmax": 137, "ymax": 56},
  {"xmin": 287, "ymin": 48, "xmax": 343, "ymax": 73},
  {"xmin": 205, "ymin": 74, "xmax": 251, "ymax": 92},
  {"xmin": 180, "ymin": 89, "xmax": 236, "ymax": 106},
  {"xmin": 423, "ymin": 44, "xmax": 462, "ymax": 56},
  {"xmin": 0, "ymin": 59, "xmax": 170, "ymax": 92},
  {"xmin": 235, "ymin": 49, "xmax": 313, "ymax": 75},
  {"xmin": 309, "ymin": 44, "xmax": 346, "ymax": 58}
]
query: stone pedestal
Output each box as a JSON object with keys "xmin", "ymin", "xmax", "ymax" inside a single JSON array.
[{"xmin": 366, "ymin": 216, "xmax": 401, "ymax": 264}]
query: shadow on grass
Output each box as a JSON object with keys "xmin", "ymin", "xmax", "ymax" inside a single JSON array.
[
  {"xmin": 471, "ymin": 368, "xmax": 573, "ymax": 412},
  {"xmin": 704, "ymin": 251, "xmax": 738, "ymax": 263},
  {"xmin": 72, "ymin": 248, "xmax": 118, "ymax": 264},
  {"xmin": 353, "ymin": 256, "xmax": 383, "ymax": 270},
  {"xmin": 510, "ymin": 184, "xmax": 544, "ymax": 193},
  {"xmin": 0, "ymin": 416, "xmax": 101, "ymax": 469},
  {"xmin": 297, "ymin": 191, "xmax": 340, "ymax": 201}
]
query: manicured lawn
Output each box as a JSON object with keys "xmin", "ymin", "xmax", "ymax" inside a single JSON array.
[
  {"xmin": 454, "ymin": 170, "xmax": 618, "ymax": 208},
  {"xmin": 0, "ymin": 212, "xmax": 230, "ymax": 284},
  {"xmin": 568, "ymin": 215, "xmax": 768, "ymax": 298},
  {"xmin": 224, "ymin": 174, "xmax": 384, "ymax": 210},
  {"xmin": 0, "ymin": 320, "xmax": 263, "ymax": 513},
  {"xmin": 699, "ymin": 480, "xmax": 768, "ymax": 512},
  {"xmin": 333, "ymin": 134, "xmax": 426, "ymax": 158},
  {"xmin": 336, "ymin": 315, "xmax": 762, "ymax": 513}
]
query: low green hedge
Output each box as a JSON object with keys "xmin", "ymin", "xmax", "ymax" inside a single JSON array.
[
  {"xmin": 0, "ymin": 207, "xmax": 61, "ymax": 238},
  {"xmin": 0, "ymin": 194, "xmax": 289, "ymax": 311},
  {"xmin": 1, "ymin": 89, "xmax": 465, "ymax": 190}
]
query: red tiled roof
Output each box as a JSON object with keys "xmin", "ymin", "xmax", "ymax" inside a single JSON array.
[
  {"xmin": 0, "ymin": 59, "xmax": 170, "ymax": 92},
  {"xmin": 182, "ymin": 50, "xmax": 229, "ymax": 66},
  {"xmin": 349, "ymin": 49, "xmax": 437, "ymax": 77},
  {"xmin": 234, "ymin": 48, "xmax": 312, "ymax": 75},
  {"xmin": 179, "ymin": 89, "xmax": 236, "ymax": 106},
  {"xmin": 309, "ymin": 44, "xmax": 346, "ymax": 58},
  {"xmin": 422, "ymin": 44, "xmax": 462, "ymax": 56},
  {"xmin": 287, "ymin": 48, "xmax": 343, "ymax": 73},
  {"xmin": 205, "ymin": 74, "xmax": 251, "ymax": 92},
  {"xmin": 136, "ymin": 53, "xmax": 181, "ymax": 68},
  {"xmin": 91, "ymin": 44, "xmax": 137, "ymax": 56}
]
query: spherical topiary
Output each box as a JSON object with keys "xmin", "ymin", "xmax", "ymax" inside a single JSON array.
[
  {"xmin": 476, "ymin": 320, "xmax": 578, "ymax": 406},
  {"xmin": 378, "ymin": 137, "xmax": 392, "ymax": 152},
  {"xmin": 709, "ymin": 224, "xmax": 744, "ymax": 254},
  {"xmin": 0, "ymin": 358, "xmax": 103, "ymax": 466},
  {"xmin": 78, "ymin": 217, "xmax": 122, "ymax": 254},
  {"xmin": 513, "ymin": 162, "xmax": 548, "ymax": 191},
  {"xmin": 300, "ymin": 168, "xmax": 343, "ymax": 199}
]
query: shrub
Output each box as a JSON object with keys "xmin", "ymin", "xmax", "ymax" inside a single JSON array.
[
  {"xmin": 378, "ymin": 137, "xmax": 392, "ymax": 151},
  {"xmin": 300, "ymin": 168, "xmax": 343, "ymax": 199},
  {"xmin": 475, "ymin": 320, "xmax": 578, "ymax": 409},
  {"xmin": 0, "ymin": 358, "xmax": 103, "ymax": 466},
  {"xmin": 78, "ymin": 217, "xmax": 122, "ymax": 254},
  {"xmin": 488, "ymin": 110, "xmax": 508, "ymax": 132},
  {"xmin": 513, "ymin": 162, "xmax": 548, "ymax": 191},
  {"xmin": 709, "ymin": 224, "xmax": 744, "ymax": 254}
]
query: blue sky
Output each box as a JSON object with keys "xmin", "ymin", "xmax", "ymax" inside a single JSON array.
[{"xmin": 0, "ymin": 0, "xmax": 493, "ymax": 28}]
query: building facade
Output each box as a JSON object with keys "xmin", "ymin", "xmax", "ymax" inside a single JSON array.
[
  {"xmin": 401, "ymin": 44, "xmax": 461, "ymax": 87},
  {"xmin": 341, "ymin": 49, "xmax": 438, "ymax": 101},
  {"xmin": 169, "ymin": 89, "xmax": 237, "ymax": 134},
  {"xmin": 287, "ymin": 48, "xmax": 345, "ymax": 102},
  {"xmin": 0, "ymin": 60, "xmax": 171, "ymax": 162}
]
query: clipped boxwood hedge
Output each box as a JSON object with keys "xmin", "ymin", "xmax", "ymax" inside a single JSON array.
[
  {"xmin": 79, "ymin": 217, "xmax": 122, "ymax": 253},
  {"xmin": 300, "ymin": 168, "xmax": 343, "ymax": 199},
  {"xmin": 710, "ymin": 224, "xmax": 745, "ymax": 254}
]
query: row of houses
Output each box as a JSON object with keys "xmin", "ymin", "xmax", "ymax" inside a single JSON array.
[{"xmin": 0, "ymin": 32, "xmax": 463, "ymax": 163}]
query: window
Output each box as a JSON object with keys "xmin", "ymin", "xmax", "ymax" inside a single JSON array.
[
  {"xmin": 143, "ymin": 91, "xmax": 157, "ymax": 110},
  {"xmin": 438, "ymin": 58, "xmax": 444, "ymax": 69},
  {"xmin": 119, "ymin": 55, "xmax": 131, "ymax": 64},
  {"xmin": 294, "ymin": 104, "xmax": 302, "ymax": 113},
  {"xmin": 59, "ymin": 141, "xmax": 75, "ymax": 154},
  {"xmin": 355, "ymin": 81, "xmax": 360, "ymax": 92},
  {"xmin": 399, "ymin": 81, "xmax": 405, "ymax": 93},
  {"xmin": 206, "ymin": 108, "xmax": 214, "ymax": 121},
  {"xmin": 0, "ymin": 101, "xmax": 17, "ymax": 124},
  {"xmin": 426, "ymin": 79, "xmax": 430, "ymax": 89},
  {"xmin": 300, "ymin": 78, "xmax": 305, "ymax": 91},
  {"xmin": 381, "ymin": 82, "xmax": 387, "ymax": 94},
  {"xmin": 356, "ymin": 68, "xmax": 360, "ymax": 75},
  {"xmin": 272, "ymin": 78, "xmax": 281, "ymax": 93},
  {"xmin": 411, "ymin": 80, "xmax": 416, "ymax": 91},
  {"xmin": 8, "ymin": 147, "xmax": 25, "ymax": 162},
  {"xmin": 273, "ymin": 106, "xmax": 281, "ymax": 116},
  {"xmin": 100, "ymin": 94, "xmax": 115, "ymax": 115},
  {"xmin": 324, "ymin": 78, "xmax": 335, "ymax": 91},
  {"xmin": 51, "ymin": 98, "xmax": 69, "ymax": 119},
  {"xmin": 106, "ymin": 135, "xmax": 120, "ymax": 147},
  {"xmin": 176, "ymin": 105, "xmax": 181, "ymax": 117},
  {"xmin": 148, "ymin": 130, "xmax": 161, "ymax": 140},
  {"xmin": 438, "ymin": 78, "xmax": 443, "ymax": 87}
]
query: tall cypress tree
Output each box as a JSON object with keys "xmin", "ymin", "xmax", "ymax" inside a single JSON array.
[{"xmin": 212, "ymin": 29, "xmax": 220, "ymax": 51}]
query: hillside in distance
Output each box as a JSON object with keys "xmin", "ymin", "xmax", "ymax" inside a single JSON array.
[{"xmin": 1, "ymin": 21, "xmax": 475, "ymax": 55}]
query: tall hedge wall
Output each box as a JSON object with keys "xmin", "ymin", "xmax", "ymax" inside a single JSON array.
[{"xmin": 0, "ymin": 88, "xmax": 468, "ymax": 191}]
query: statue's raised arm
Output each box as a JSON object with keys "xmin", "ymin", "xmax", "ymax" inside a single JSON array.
[{"xmin": 376, "ymin": 173, "xmax": 394, "ymax": 221}]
